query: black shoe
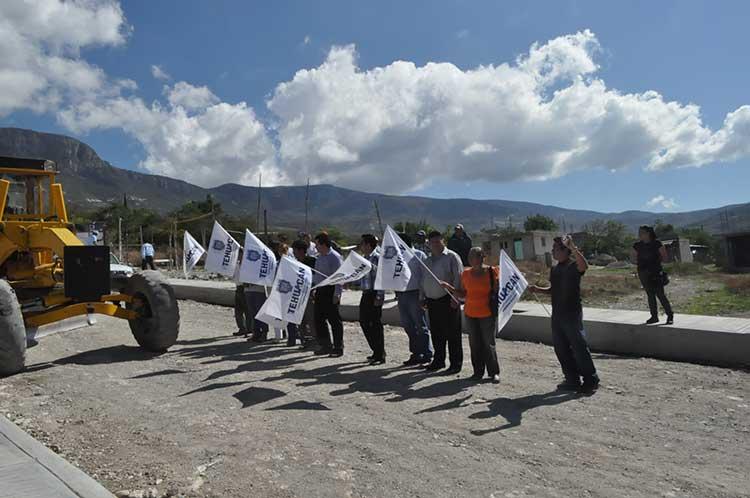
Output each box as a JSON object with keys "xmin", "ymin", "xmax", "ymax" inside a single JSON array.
[
  {"xmin": 645, "ymin": 316, "xmax": 659, "ymax": 325},
  {"xmin": 424, "ymin": 362, "xmax": 445, "ymax": 371},
  {"xmin": 666, "ymin": 314, "xmax": 674, "ymax": 325},
  {"xmin": 233, "ymin": 330, "xmax": 247, "ymax": 337},
  {"xmin": 468, "ymin": 373, "xmax": 483, "ymax": 381},
  {"xmin": 403, "ymin": 356, "xmax": 422, "ymax": 366},
  {"xmin": 314, "ymin": 347, "xmax": 332, "ymax": 356},
  {"xmin": 329, "ymin": 349, "xmax": 344, "ymax": 358},
  {"xmin": 366, "ymin": 354, "xmax": 375, "ymax": 361},
  {"xmin": 444, "ymin": 366, "xmax": 462, "ymax": 375},
  {"xmin": 556, "ymin": 380, "xmax": 581, "ymax": 391},
  {"xmin": 578, "ymin": 376, "xmax": 600, "ymax": 395},
  {"xmin": 419, "ymin": 356, "xmax": 433, "ymax": 364},
  {"xmin": 491, "ymin": 374, "xmax": 501, "ymax": 384},
  {"xmin": 369, "ymin": 357, "xmax": 386, "ymax": 365},
  {"xmin": 286, "ymin": 340, "xmax": 297, "ymax": 347}
]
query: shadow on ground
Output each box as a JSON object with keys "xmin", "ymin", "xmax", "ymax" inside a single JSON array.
[{"xmin": 469, "ymin": 390, "xmax": 580, "ymax": 435}]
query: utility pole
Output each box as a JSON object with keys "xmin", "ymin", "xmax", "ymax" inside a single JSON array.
[
  {"xmin": 304, "ymin": 177, "xmax": 310, "ymax": 235},
  {"xmin": 118, "ymin": 217, "xmax": 123, "ymax": 261},
  {"xmin": 263, "ymin": 209, "xmax": 268, "ymax": 238},
  {"xmin": 256, "ymin": 173, "xmax": 262, "ymax": 232}
]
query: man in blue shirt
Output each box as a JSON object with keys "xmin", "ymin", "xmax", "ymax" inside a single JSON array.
[
  {"xmin": 359, "ymin": 234, "xmax": 386, "ymax": 364},
  {"xmin": 313, "ymin": 233, "xmax": 345, "ymax": 357},
  {"xmin": 141, "ymin": 242, "xmax": 156, "ymax": 270},
  {"xmin": 396, "ymin": 233, "xmax": 433, "ymax": 366}
]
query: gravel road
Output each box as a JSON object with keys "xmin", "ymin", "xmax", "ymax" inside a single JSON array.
[{"xmin": 1, "ymin": 301, "xmax": 748, "ymax": 498}]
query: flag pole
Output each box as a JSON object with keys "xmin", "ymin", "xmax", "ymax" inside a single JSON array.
[{"xmin": 528, "ymin": 287, "xmax": 552, "ymax": 317}]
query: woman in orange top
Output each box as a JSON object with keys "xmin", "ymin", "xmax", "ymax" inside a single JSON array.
[{"xmin": 441, "ymin": 247, "xmax": 500, "ymax": 383}]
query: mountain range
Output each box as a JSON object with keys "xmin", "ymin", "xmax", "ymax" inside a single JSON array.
[{"xmin": 0, "ymin": 127, "xmax": 747, "ymax": 235}]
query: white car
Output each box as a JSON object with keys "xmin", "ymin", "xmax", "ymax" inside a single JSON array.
[{"xmin": 110, "ymin": 253, "xmax": 134, "ymax": 290}]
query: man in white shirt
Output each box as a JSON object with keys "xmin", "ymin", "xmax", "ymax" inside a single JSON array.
[{"xmin": 141, "ymin": 242, "xmax": 156, "ymax": 270}]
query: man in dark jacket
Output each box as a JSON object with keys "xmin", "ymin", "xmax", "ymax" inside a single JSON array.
[{"xmin": 447, "ymin": 224, "xmax": 472, "ymax": 266}]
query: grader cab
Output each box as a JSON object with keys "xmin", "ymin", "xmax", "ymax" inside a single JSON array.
[{"xmin": 0, "ymin": 156, "xmax": 179, "ymax": 376}]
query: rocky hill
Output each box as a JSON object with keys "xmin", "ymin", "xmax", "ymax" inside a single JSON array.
[{"xmin": 0, "ymin": 127, "xmax": 747, "ymax": 234}]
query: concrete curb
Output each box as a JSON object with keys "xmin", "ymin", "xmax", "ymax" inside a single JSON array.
[
  {"xmin": 169, "ymin": 279, "xmax": 750, "ymax": 369},
  {"xmin": 0, "ymin": 415, "xmax": 114, "ymax": 498}
]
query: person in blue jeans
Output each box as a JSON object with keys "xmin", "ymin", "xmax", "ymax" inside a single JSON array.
[
  {"xmin": 396, "ymin": 233, "xmax": 433, "ymax": 366},
  {"xmin": 529, "ymin": 236, "xmax": 600, "ymax": 395}
]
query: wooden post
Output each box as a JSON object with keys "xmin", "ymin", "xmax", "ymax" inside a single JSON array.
[{"xmin": 373, "ymin": 200, "xmax": 383, "ymax": 234}]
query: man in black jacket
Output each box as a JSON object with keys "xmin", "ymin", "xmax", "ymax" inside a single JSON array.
[
  {"xmin": 447, "ymin": 224, "xmax": 472, "ymax": 266},
  {"xmin": 529, "ymin": 236, "xmax": 600, "ymax": 395}
]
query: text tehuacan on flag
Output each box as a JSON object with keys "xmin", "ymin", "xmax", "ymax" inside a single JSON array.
[
  {"xmin": 204, "ymin": 221, "xmax": 241, "ymax": 277},
  {"xmin": 374, "ymin": 225, "xmax": 414, "ymax": 292},
  {"xmin": 238, "ymin": 229, "xmax": 277, "ymax": 287},
  {"xmin": 313, "ymin": 250, "xmax": 372, "ymax": 289},
  {"xmin": 183, "ymin": 230, "xmax": 206, "ymax": 277},
  {"xmin": 255, "ymin": 256, "xmax": 313, "ymax": 326},
  {"xmin": 497, "ymin": 250, "xmax": 529, "ymax": 334}
]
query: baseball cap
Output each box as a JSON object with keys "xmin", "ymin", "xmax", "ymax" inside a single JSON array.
[{"xmin": 455, "ymin": 224, "xmax": 464, "ymax": 230}]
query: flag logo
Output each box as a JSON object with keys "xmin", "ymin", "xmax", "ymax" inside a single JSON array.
[
  {"xmin": 246, "ymin": 249, "xmax": 261, "ymax": 262},
  {"xmin": 383, "ymin": 246, "xmax": 397, "ymax": 259},
  {"xmin": 278, "ymin": 279, "xmax": 293, "ymax": 294},
  {"xmin": 212, "ymin": 240, "xmax": 225, "ymax": 251}
]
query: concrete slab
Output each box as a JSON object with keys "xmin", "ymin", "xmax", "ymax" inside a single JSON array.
[
  {"xmin": 0, "ymin": 416, "xmax": 114, "ymax": 498},
  {"xmin": 167, "ymin": 279, "xmax": 750, "ymax": 368}
]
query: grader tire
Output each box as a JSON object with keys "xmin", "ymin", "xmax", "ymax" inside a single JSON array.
[
  {"xmin": 0, "ymin": 280, "xmax": 26, "ymax": 376},
  {"xmin": 125, "ymin": 271, "xmax": 180, "ymax": 352}
]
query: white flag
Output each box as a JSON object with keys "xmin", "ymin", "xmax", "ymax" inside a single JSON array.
[
  {"xmin": 204, "ymin": 221, "xmax": 240, "ymax": 277},
  {"xmin": 313, "ymin": 250, "xmax": 372, "ymax": 289},
  {"xmin": 255, "ymin": 256, "xmax": 312, "ymax": 326},
  {"xmin": 497, "ymin": 250, "xmax": 529, "ymax": 334},
  {"xmin": 238, "ymin": 230, "xmax": 277, "ymax": 286},
  {"xmin": 183, "ymin": 230, "xmax": 205, "ymax": 277},
  {"xmin": 374, "ymin": 225, "xmax": 414, "ymax": 291}
]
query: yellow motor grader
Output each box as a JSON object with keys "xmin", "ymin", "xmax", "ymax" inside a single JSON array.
[{"xmin": 0, "ymin": 156, "xmax": 179, "ymax": 376}]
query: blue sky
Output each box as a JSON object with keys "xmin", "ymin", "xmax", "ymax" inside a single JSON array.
[{"xmin": 1, "ymin": 0, "xmax": 749, "ymax": 213}]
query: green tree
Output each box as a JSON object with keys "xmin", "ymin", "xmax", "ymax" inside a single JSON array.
[
  {"xmin": 393, "ymin": 219, "xmax": 435, "ymax": 235},
  {"xmin": 653, "ymin": 219, "xmax": 677, "ymax": 240},
  {"xmin": 524, "ymin": 214, "xmax": 559, "ymax": 232},
  {"xmin": 579, "ymin": 220, "xmax": 634, "ymax": 259}
]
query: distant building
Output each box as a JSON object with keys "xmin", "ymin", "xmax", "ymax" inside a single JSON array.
[
  {"xmin": 660, "ymin": 238, "xmax": 694, "ymax": 263},
  {"xmin": 479, "ymin": 230, "xmax": 562, "ymax": 267},
  {"xmin": 719, "ymin": 231, "xmax": 750, "ymax": 273}
]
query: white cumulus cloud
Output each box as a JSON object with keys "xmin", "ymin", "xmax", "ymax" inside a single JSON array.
[
  {"xmin": 2, "ymin": 3, "xmax": 750, "ymax": 194},
  {"xmin": 165, "ymin": 81, "xmax": 219, "ymax": 111},
  {"xmin": 646, "ymin": 195, "xmax": 678, "ymax": 210},
  {"xmin": 267, "ymin": 31, "xmax": 750, "ymax": 193},
  {"xmin": 0, "ymin": 0, "xmax": 131, "ymax": 116},
  {"xmin": 151, "ymin": 64, "xmax": 170, "ymax": 81}
]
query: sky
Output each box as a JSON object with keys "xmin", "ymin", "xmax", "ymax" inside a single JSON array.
[{"xmin": 1, "ymin": 0, "xmax": 749, "ymax": 214}]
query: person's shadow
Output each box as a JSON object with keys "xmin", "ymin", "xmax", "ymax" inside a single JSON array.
[{"xmin": 469, "ymin": 390, "xmax": 579, "ymax": 435}]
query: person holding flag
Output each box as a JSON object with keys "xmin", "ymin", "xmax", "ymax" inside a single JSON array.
[
  {"xmin": 529, "ymin": 236, "xmax": 600, "ymax": 394},
  {"xmin": 420, "ymin": 230, "xmax": 464, "ymax": 374},
  {"xmin": 312, "ymin": 232, "xmax": 345, "ymax": 357},
  {"xmin": 288, "ymin": 239, "xmax": 318, "ymax": 347},
  {"xmin": 358, "ymin": 234, "xmax": 386, "ymax": 365},
  {"xmin": 440, "ymin": 247, "xmax": 500, "ymax": 383},
  {"xmin": 395, "ymin": 233, "xmax": 433, "ymax": 366}
]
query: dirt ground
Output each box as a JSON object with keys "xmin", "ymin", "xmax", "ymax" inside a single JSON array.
[{"xmin": 1, "ymin": 301, "xmax": 748, "ymax": 498}]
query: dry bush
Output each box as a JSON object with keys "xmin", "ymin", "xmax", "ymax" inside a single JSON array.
[{"xmin": 724, "ymin": 275, "xmax": 750, "ymax": 296}]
